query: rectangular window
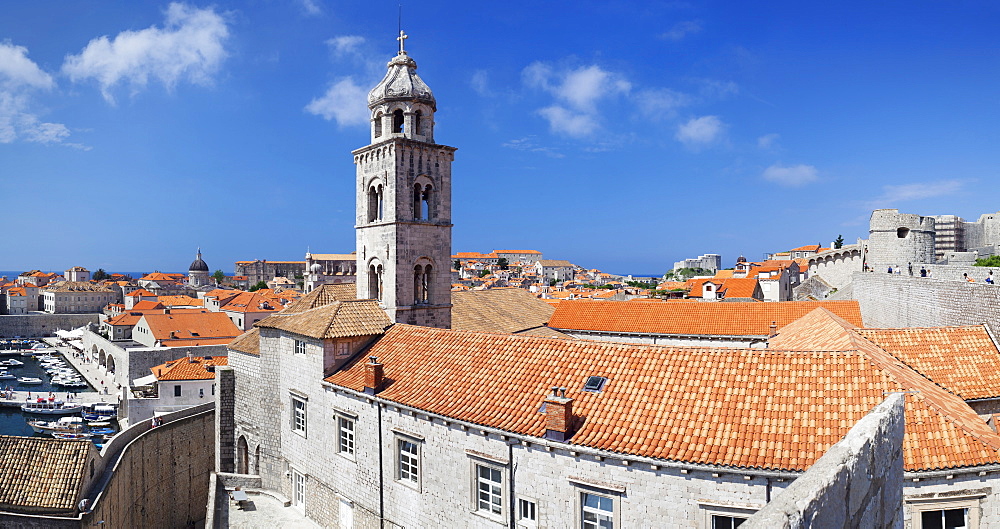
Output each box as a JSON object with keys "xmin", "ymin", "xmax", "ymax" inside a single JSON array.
[
  {"xmin": 337, "ymin": 416, "xmax": 355, "ymax": 456},
  {"xmin": 921, "ymin": 508, "xmax": 968, "ymax": 529},
  {"xmin": 292, "ymin": 397, "xmax": 307, "ymax": 436},
  {"xmin": 174, "ymin": 385, "xmax": 181, "ymax": 397},
  {"xmin": 581, "ymin": 492, "xmax": 614, "ymax": 529},
  {"xmin": 398, "ymin": 438, "xmax": 419, "ymax": 484},
  {"xmin": 476, "ymin": 464, "xmax": 503, "ymax": 515},
  {"xmin": 518, "ymin": 498, "xmax": 537, "ymax": 525},
  {"xmin": 712, "ymin": 515, "xmax": 747, "ymax": 529},
  {"xmin": 293, "ymin": 470, "xmax": 305, "ymax": 508},
  {"xmin": 294, "ymin": 339, "xmax": 306, "ymax": 355}
]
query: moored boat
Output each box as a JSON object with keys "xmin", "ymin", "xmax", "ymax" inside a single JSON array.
[
  {"xmin": 28, "ymin": 416, "xmax": 85, "ymax": 434},
  {"xmin": 52, "ymin": 432, "xmax": 92, "ymax": 440},
  {"xmin": 16, "ymin": 377, "xmax": 43, "ymax": 385},
  {"xmin": 21, "ymin": 401, "xmax": 85, "ymax": 414},
  {"xmin": 81, "ymin": 403, "xmax": 118, "ymax": 421}
]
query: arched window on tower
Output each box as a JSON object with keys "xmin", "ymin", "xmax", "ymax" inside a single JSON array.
[
  {"xmin": 369, "ymin": 263, "xmax": 384, "ymax": 301},
  {"xmin": 423, "ymin": 264, "xmax": 432, "ymax": 303},
  {"xmin": 368, "ymin": 183, "xmax": 384, "ymax": 222},
  {"xmin": 413, "ymin": 265, "xmax": 423, "ymax": 304},
  {"xmin": 414, "ymin": 110, "xmax": 422, "ymax": 135},
  {"xmin": 374, "ymin": 112, "xmax": 383, "ymax": 138},
  {"xmin": 392, "ymin": 110, "xmax": 404, "ymax": 134},
  {"xmin": 413, "ymin": 184, "xmax": 422, "ymax": 219},
  {"xmin": 422, "ymin": 185, "xmax": 432, "ymax": 220}
]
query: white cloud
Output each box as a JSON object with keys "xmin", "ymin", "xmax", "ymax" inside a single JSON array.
[
  {"xmin": 661, "ymin": 20, "xmax": 702, "ymax": 41},
  {"xmin": 698, "ymin": 79, "xmax": 738, "ymax": 99},
  {"xmin": 757, "ymin": 133, "xmax": 779, "ymax": 149},
  {"xmin": 305, "ymin": 77, "xmax": 369, "ymax": 126},
  {"xmin": 326, "ymin": 36, "xmax": 365, "ymax": 57},
  {"xmin": 0, "ymin": 42, "xmax": 80, "ymax": 147},
  {"xmin": 299, "ymin": 0, "xmax": 322, "ymax": 16},
  {"xmin": 762, "ymin": 163, "xmax": 819, "ymax": 186},
  {"xmin": 537, "ymin": 106, "xmax": 598, "ymax": 138},
  {"xmin": 867, "ymin": 180, "xmax": 964, "ymax": 206},
  {"xmin": 675, "ymin": 115, "xmax": 724, "ymax": 147},
  {"xmin": 523, "ymin": 62, "xmax": 630, "ymax": 137},
  {"xmin": 470, "ymin": 70, "xmax": 491, "ymax": 96},
  {"xmin": 501, "ymin": 136, "xmax": 564, "ymax": 158},
  {"xmin": 62, "ymin": 3, "xmax": 229, "ymax": 103},
  {"xmin": 634, "ymin": 88, "xmax": 690, "ymax": 120}
]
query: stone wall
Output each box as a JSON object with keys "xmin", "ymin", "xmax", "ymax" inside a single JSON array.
[
  {"xmin": 852, "ymin": 273, "xmax": 1000, "ymax": 335},
  {"xmin": 0, "ymin": 313, "xmax": 99, "ymax": 338},
  {"xmin": 743, "ymin": 393, "xmax": 905, "ymax": 529},
  {"xmin": 83, "ymin": 404, "xmax": 215, "ymax": 527}
]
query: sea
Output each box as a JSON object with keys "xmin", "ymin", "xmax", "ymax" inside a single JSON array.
[
  {"xmin": 0, "ymin": 350, "xmax": 96, "ymax": 438},
  {"xmin": 0, "ymin": 271, "xmax": 174, "ymax": 280}
]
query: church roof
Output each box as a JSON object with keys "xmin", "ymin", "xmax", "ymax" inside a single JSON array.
[
  {"xmin": 367, "ymin": 41, "xmax": 435, "ymax": 110},
  {"xmin": 256, "ymin": 300, "xmax": 391, "ymax": 339}
]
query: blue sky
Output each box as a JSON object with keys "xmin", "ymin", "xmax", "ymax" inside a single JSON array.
[{"xmin": 2, "ymin": 1, "xmax": 999, "ymax": 275}]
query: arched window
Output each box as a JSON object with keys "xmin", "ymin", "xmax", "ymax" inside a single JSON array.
[
  {"xmin": 423, "ymin": 265, "xmax": 432, "ymax": 303},
  {"xmin": 897, "ymin": 227, "xmax": 909, "ymax": 238},
  {"xmin": 414, "ymin": 110, "xmax": 422, "ymax": 135},
  {"xmin": 374, "ymin": 112, "xmax": 383, "ymax": 138},
  {"xmin": 369, "ymin": 263, "xmax": 384, "ymax": 301},
  {"xmin": 421, "ymin": 185, "xmax": 431, "ymax": 220},
  {"xmin": 392, "ymin": 110, "xmax": 404, "ymax": 134},
  {"xmin": 367, "ymin": 184, "xmax": 384, "ymax": 222},
  {"xmin": 413, "ymin": 265, "xmax": 423, "ymax": 304},
  {"xmin": 413, "ymin": 184, "xmax": 422, "ymax": 219}
]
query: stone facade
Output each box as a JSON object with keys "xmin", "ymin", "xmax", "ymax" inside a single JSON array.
[
  {"xmin": 867, "ymin": 209, "xmax": 936, "ymax": 268},
  {"xmin": 674, "ymin": 253, "xmax": 722, "ymax": 272},
  {"xmin": 234, "ymin": 260, "xmax": 305, "ymax": 286},
  {"xmin": 353, "ymin": 42, "xmax": 454, "ymax": 329},
  {"xmin": 0, "ymin": 313, "xmax": 99, "ymax": 338}
]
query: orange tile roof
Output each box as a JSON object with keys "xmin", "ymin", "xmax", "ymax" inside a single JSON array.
[
  {"xmin": 140, "ymin": 312, "xmax": 241, "ymax": 343},
  {"xmin": 325, "ymin": 323, "xmax": 1000, "ymax": 472},
  {"xmin": 228, "ymin": 328, "xmax": 260, "ymax": 356},
  {"xmin": 0, "ymin": 435, "xmax": 95, "ymax": 513},
  {"xmin": 156, "ymin": 295, "xmax": 204, "ymax": 307},
  {"xmin": 139, "ymin": 272, "xmax": 184, "ymax": 281},
  {"xmin": 256, "ymin": 300, "xmax": 391, "ymax": 339},
  {"xmin": 220, "ymin": 291, "xmax": 285, "ymax": 314},
  {"xmin": 127, "ymin": 289, "xmax": 155, "ymax": 297},
  {"xmin": 790, "ymin": 244, "xmax": 822, "ymax": 252},
  {"xmin": 151, "ymin": 355, "xmax": 228, "ymax": 381},
  {"xmin": 548, "ymin": 300, "xmax": 862, "ymax": 336},
  {"xmin": 856, "ymin": 326, "xmax": 1000, "ymax": 400},
  {"xmin": 131, "ymin": 300, "xmax": 165, "ymax": 311}
]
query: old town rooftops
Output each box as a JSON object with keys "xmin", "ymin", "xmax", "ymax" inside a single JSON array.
[
  {"xmin": 42, "ymin": 281, "xmax": 113, "ymax": 292},
  {"xmin": 151, "ymin": 355, "xmax": 228, "ymax": 381},
  {"xmin": 139, "ymin": 312, "xmax": 241, "ymax": 344},
  {"xmin": 451, "ymin": 288, "xmax": 555, "ymax": 334},
  {"xmin": 548, "ymin": 300, "xmax": 863, "ymax": 336},
  {"xmin": 324, "ymin": 321, "xmax": 1000, "ymax": 473},
  {"xmin": 281, "ymin": 283, "xmax": 358, "ymax": 313}
]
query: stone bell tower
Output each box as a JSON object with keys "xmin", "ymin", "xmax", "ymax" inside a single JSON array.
[{"xmin": 353, "ymin": 31, "xmax": 455, "ymax": 328}]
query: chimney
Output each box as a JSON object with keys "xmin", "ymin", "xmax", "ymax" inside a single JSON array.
[
  {"xmin": 187, "ymin": 351, "xmax": 194, "ymax": 363},
  {"xmin": 543, "ymin": 387, "xmax": 573, "ymax": 442},
  {"xmin": 768, "ymin": 321, "xmax": 778, "ymax": 338},
  {"xmin": 164, "ymin": 308, "xmax": 170, "ymax": 314},
  {"xmin": 364, "ymin": 356, "xmax": 384, "ymax": 394}
]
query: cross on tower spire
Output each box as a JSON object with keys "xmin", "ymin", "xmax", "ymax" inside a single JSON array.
[{"xmin": 397, "ymin": 30, "xmax": 408, "ymax": 54}]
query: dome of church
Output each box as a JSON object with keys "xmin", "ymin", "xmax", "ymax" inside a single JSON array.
[
  {"xmin": 367, "ymin": 47, "xmax": 436, "ymax": 110},
  {"xmin": 189, "ymin": 249, "xmax": 209, "ymax": 272},
  {"xmin": 310, "ymin": 263, "xmax": 323, "ymax": 273}
]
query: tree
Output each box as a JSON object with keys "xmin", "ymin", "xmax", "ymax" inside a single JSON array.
[
  {"xmin": 92, "ymin": 268, "xmax": 109, "ymax": 281},
  {"xmin": 549, "ymin": 279, "xmax": 557, "ymax": 287},
  {"xmin": 497, "ymin": 257, "xmax": 509, "ymax": 270},
  {"xmin": 212, "ymin": 270, "xmax": 226, "ymax": 283},
  {"xmin": 834, "ymin": 234, "xmax": 844, "ymax": 249},
  {"xmin": 249, "ymin": 280, "xmax": 268, "ymax": 292},
  {"xmin": 975, "ymin": 255, "xmax": 1000, "ymax": 267},
  {"xmin": 454, "ymin": 259, "xmax": 462, "ymax": 271},
  {"xmin": 478, "ymin": 270, "xmax": 491, "ymax": 278}
]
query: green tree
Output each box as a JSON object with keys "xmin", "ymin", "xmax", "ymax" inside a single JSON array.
[
  {"xmin": 975, "ymin": 255, "xmax": 1000, "ymax": 267},
  {"xmin": 497, "ymin": 257, "xmax": 509, "ymax": 270},
  {"xmin": 549, "ymin": 279, "xmax": 557, "ymax": 287},
  {"xmin": 478, "ymin": 270, "xmax": 491, "ymax": 278},
  {"xmin": 212, "ymin": 270, "xmax": 226, "ymax": 283},
  {"xmin": 834, "ymin": 234, "xmax": 844, "ymax": 249},
  {"xmin": 92, "ymin": 268, "xmax": 109, "ymax": 281},
  {"xmin": 249, "ymin": 280, "xmax": 268, "ymax": 291},
  {"xmin": 454, "ymin": 259, "xmax": 462, "ymax": 271}
]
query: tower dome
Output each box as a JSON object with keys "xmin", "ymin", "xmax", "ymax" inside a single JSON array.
[
  {"xmin": 367, "ymin": 32, "xmax": 436, "ymax": 111},
  {"xmin": 189, "ymin": 248, "xmax": 209, "ymax": 272}
]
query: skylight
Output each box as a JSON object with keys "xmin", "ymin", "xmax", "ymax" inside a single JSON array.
[{"xmin": 583, "ymin": 376, "xmax": 607, "ymax": 393}]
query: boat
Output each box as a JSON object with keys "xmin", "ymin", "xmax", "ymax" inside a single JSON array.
[
  {"xmin": 52, "ymin": 432, "xmax": 92, "ymax": 440},
  {"xmin": 88, "ymin": 427, "xmax": 115, "ymax": 436},
  {"xmin": 0, "ymin": 372, "xmax": 14, "ymax": 380},
  {"xmin": 0, "ymin": 359, "xmax": 23, "ymax": 367},
  {"xmin": 88, "ymin": 421, "xmax": 111, "ymax": 427},
  {"xmin": 16, "ymin": 377, "xmax": 43, "ymax": 385},
  {"xmin": 22, "ymin": 401, "xmax": 85, "ymax": 414},
  {"xmin": 28, "ymin": 416, "xmax": 85, "ymax": 434},
  {"xmin": 82, "ymin": 404, "xmax": 118, "ymax": 421}
]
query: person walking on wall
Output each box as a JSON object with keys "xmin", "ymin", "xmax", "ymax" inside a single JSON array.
[
  {"xmin": 920, "ymin": 267, "xmax": 927, "ymax": 278},
  {"xmin": 888, "ymin": 266, "xmax": 893, "ymax": 274},
  {"xmin": 987, "ymin": 271, "xmax": 995, "ymax": 284}
]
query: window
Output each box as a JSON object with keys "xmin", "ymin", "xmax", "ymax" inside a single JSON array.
[
  {"xmin": 921, "ymin": 509, "xmax": 968, "ymax": 529},
  {"xmin": 583, "ymin": 376, "xmax": 608, "ymax": 393},
  {"xmin": 476, "ymin": 464, "xmax": 502, "ymax": 516},
  {"xmin": 293, "ymin": 470, "xmax": 305, "ymax": 508},
  {"xmin": 712, "ymin": 515, "xmax": 747, "ymax": 529},
  {"xmin": 581, "ymin": 492, "xmax": 614, "ymax": 529},
  {"xmin": 294, "ymin": 339, "xmax": 306, "ymax": 355},
  {"xmin": 292, "ymin": 397, "xmax": 307, "ymax": 436},
  {"xmin": 337, "ymin": 415, "xmax": 355, "ymax": 457},
  {"xmin": 174, "ymin": 385, "xmax": 181, "ymax": 397},
  {"xmin": 518, "ymin": 498, "xmax": 537, "ymax": 526},
  {"xmin": 398, "ymin": 437, "xmax": 419, "ymax": 484},
  {"xmin": 199, "ymin": 388, "xmax": 204, "ymax": 398}
]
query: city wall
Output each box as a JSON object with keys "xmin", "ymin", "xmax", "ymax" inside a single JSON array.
[
  {"xmin": 0, "ymin": 313, "xmax": 99, "ymax": 339},
  {"xmin": 852, "ymin": 273, "xmax": 1000, "ymax": 334},
  {"xmin": 743, "ymin": 393, "xmax": 905, "ymax": 529}
]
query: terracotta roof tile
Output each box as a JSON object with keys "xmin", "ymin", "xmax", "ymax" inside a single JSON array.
[
  {"xmin": 151, "ymin": 355, "xmax": 228, "ymax": 381},
  {"xmin": 549, "ymin": 300, "xmax": 862, "ymax": 336},
  {"xmin": 228, "ymin": 328, "xmax": 261, "ymax": 356},
  {"xmin": 281, "ymin": 283, "xmax": 358, "ymax": 313},
  {"xmin": 0, "ymin": 435, "xmax": 94, "ymax": 513},
  {"xmin": 451, "ymin": 289, "xmax": 556, "ymax": 334},
  {"xmin": 141, "ymin": 312, "xmax": 241, "ymax": 343},
  {"xmin": 256, "ymin": 300, "xmax": 391, "ymax": 339}
]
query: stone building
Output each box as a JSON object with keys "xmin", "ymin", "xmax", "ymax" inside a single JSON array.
[
  {"xmin": 303, "ymin": 250, "xmax": 356, "ymax": 292},
  {"xmin": 234, "ymin": 260, "xmax": 305, "ymax": 286},
  {"xmin": 64, "ymin": 266, "xmax": 91, "ymax": 282},
  {"xmin": 188, "ymin": 248, "xmax": 211, "ymax": 287},
  {"xmin": 353, "ymin": 32, "xmax": 455, "ymax": 328},
  {"xmin": 534, "ymin": 259, "xmax": 575, "ymax": 283},
  {"xmin": 42, "ymin": 281, "xmax": 115, "ymax": 313},
  {"xmin": 673, "ymin": 253, "xmax": 722, "ymax": 272},
  {"xmin": 867, "ymin": 209, "xmax": 936, "ymax": 268}
]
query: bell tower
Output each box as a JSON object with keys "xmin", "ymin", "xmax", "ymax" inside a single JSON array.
[{"xmin": 353, "ymin": 31, "xmax": 455, "ymax": 328}]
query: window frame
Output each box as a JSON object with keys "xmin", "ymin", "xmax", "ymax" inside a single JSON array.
[
  {"xmin": 394, "ymin": 434, "xmax": 422, "ymax": 490},
  {"xmin": 699, "ymin": 502, "xmax": 758, "ymax": 529},
  {"xmin": 469, "ymin": 459, "xmax": 506, "ymax": 521},
  {"xmin": 517, "ymin": 496, "xmax": 538, "ymax": 528},
  {"xmin": 336, "ymin": 413, "xmax": 356, "ymax": 460},
  {"xmin": 908, "ymin": 495, "xmax": 982, "ymax": 529},
  {"xmin": 294, "ymin": 339, "xmax": 307, "ymax": 355},
  {"xmin": 291, "ymin": 395, "xmax": 308, "ymax": 437},
  {"xmin": 579, "ymin": 490, "xmax": 616, "ymax": 529}
]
